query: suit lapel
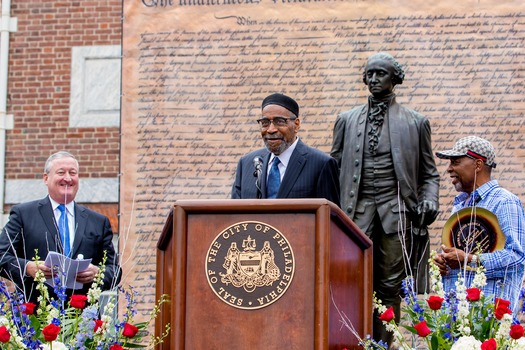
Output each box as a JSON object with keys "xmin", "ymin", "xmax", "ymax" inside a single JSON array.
[
  {"xmin": 278, "ymin": 140, "xmax": 307, "ymax": 198},
  {"xmin": 38, "ymin": 197, "xmax": 58, "ymax": 239},
  {"xmin": 38, "ymin": 198, "xmax": 60, "ymax": 252},
  {"xmin": 260, "ymin": 153, "xmax": 271, "ymax": 198}
]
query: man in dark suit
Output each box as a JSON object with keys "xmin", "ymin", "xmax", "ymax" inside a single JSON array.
[
  {"xmin": 0, "ymin": 151, "xmax": 120, "ymax": 303},
  {"xmin": 330, "ymin": 53, "xmax": 440, "ymax": 345},
  {"xmin": 232, "ymin": 93, "xmax": 340, "ymax": 206}
]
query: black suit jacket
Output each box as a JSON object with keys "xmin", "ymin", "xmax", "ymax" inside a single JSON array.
[
  {"xmin": 231, "ymin": 139, "xmax": 341, "ymax": 206},
  {"xmin": 0, "ymin": 197, "xmax": 121, "ymax": 303}
]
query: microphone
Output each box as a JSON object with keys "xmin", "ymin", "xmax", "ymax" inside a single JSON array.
[{"xmin": 253, "ymin": 156, "xmax": 263, "ymax": 199}]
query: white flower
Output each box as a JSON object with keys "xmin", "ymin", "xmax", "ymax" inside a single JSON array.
[
  {"xmin": 455, "ymin": 277, "xmax": 471, "ymax": 336},
  {"xmin": 373, "ymin": 294, "xmax": 387, "ymax": 314},
  {"xmin": 40, "ymin": 341, "xmax": 67, "ymax": 350},
  {"xmin": 14, "ymin": 334, "xmax": 27, "ymax": 349},
  {"xmin": 429, "ymin": 251, "xmax": 445, "ymax": 297},
  {"xmin": 496, "ymin": 313, "xmax": 513, "ymax": 340},
  {"xmin": 88, "ymin": 286, "xmax": 101, "ymax": 303},
  {"xmin": 46, "ymin": 306, "xmax": 59, "ymax": 323},
  {"xmin": 514, "ymin": 337, "xmax": 525, "ymax": 350},
  {"xmin": 17, "ymin": 341, "xmax": 28, "ymax": 348},
  {"xmin": 385, "ymin": 323, "xmax": 396, "ymax": 332},
  {"xmin": 471, "ymin": 265, "xmax": 487, "ymax": 288},
  {"xmin": 450, "ymin": 336, "xmax": 481, "ymax": 349}
]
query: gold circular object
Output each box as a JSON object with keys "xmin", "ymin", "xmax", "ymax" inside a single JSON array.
[
  {"xmin": 205, "ymin": 221, "xmax": 295, "ymax": 310},
  {"xmin": 442, "ymin": 207, "xmax": 506, "ymax": 253}
]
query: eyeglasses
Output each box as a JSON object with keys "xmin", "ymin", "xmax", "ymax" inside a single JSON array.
[{"xmin": 256, "ymin": 117, "xmax": 296, "ymax": 128}]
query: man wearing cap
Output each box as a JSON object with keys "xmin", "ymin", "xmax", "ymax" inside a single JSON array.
[
  {"xmin": 231, "ymin": 93, "xmax": 340, "ymax": 206},
  {"xmin": 330, "ymin": 52, "xmax": 440, "ymax": 345},
  {"xmin": 434, "ymin": 136, "xmax": 525, "ymax": 309}
]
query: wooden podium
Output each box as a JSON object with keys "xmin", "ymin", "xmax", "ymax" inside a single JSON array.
[{"xmin": 156, "ymin": 199, "xmax": 372, "ymax": 349}]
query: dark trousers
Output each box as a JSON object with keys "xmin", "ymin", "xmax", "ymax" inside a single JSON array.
[{"xmin": 366, "ymin": 214, "xmax": 410, "ymax": 347}]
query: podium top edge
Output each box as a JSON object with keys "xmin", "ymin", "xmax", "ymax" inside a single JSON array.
[
  {"xmin": 158, "ymin": 198, "xmax": 371, "ymax": 250},
  {"xmin": 172, "ymin": 198, "xmax": 336, "ymax": 211}
]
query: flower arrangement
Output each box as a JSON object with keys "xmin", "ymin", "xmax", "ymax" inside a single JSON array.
[
  {"xmin": 0, "ymin": 253, "xmax": 170, "ymax": 349},
  {"xmin": 340, "ymin": 251, "xmax": 525, "ymax": 350}
]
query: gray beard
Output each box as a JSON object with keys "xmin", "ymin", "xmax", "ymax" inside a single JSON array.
[{"xmin": 264, "ymin": 138, "xmax": 293, "ymax": 155}]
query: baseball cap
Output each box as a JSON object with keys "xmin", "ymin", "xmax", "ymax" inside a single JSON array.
[{"xmin": 436, "ymin": 136, "xmax": 496, "ymax": 168}]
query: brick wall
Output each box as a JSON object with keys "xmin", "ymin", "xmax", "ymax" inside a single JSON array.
[
  {"xmin": 2, "ymin": 0, "xmax": 122, "ymax": 231},
  {"xmin": 4, "ymin": 0, "xmax": 121, "ymax": 179}
]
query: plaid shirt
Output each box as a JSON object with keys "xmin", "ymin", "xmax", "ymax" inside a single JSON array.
[{"xmin": 443, "ymin": 180, "xmax": 525, "ymax": 309}]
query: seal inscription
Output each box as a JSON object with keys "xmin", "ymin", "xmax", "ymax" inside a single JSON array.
[
  {"xmin": 205, "ymin": 221, "xmax": 295, "ymax": 310},
  {"xmin": 442, "ymin": 207, "xmax": 506, "ymax": 253}
]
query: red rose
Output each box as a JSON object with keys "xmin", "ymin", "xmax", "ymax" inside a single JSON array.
[
  {"xmin": 494, "ymin": 299, "xmax": 512, "ymax": 320},
  {"xmin": 481, "ymin": 338, "xmax": 497, "ymax": 350},
  {"xmin": 21, "ymin": 302, "xmax": 36, "ymax": 315},
  {"xmin": 0, "ymin": 326, "xmax": 10, "ymax": 343},
  {"xmin": 70, "ymin": 294, "xmax": 88, "ymax": 309},
  {"xmin": 466, "ymin": 288, "xmax": 481, "ymax": 301},
  {"xmin": 379, "ymin": 306, "xmax": 394, "ymax": 322},
  {"xmin": 426, "ymin": 296, "xmax": 444, "ymax": 310},
  {"xmin": 122, "ymin": 322, "xmax": 139, "ymax": 338},
  {"xmin": 510, "ymin": 324, "xmax": 525, "ymax": 340},
  {"xmin": 110, "ymin": 345, "xmax": 123, "ymax": 350},
  {"xmin": 495, "ymin": 298, "xmax": 511, "ymax": 308},
  {"xmin": 42, "ymin": 324, "xmax": 60, "ymax": 342},
  {"xmin": 494, "ymin": 298, "xmax": 512, "ymax": 320},
  {"xmin": 414, "ymin": 320, "xmax": 431, "ymax": 337},
  {"xmin": 495, "ymin": 305, "xmax": 511, "ymax": 320},
  {"xmin": 94, "ymin": 319, "xmax": 104, "ymax": 332}
]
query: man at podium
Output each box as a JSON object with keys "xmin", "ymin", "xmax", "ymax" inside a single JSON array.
[{"xmin": 231, "ymin": 93, "xmax": 340, "ymax": 207}]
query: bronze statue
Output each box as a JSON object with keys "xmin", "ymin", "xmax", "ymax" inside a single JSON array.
[{"xmin": 330, "ymin": 52, "xmax": 440, "ymax": 345}]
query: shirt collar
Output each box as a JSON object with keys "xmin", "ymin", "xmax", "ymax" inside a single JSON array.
[
  {"xmin": 48, "ymin": 196, "xmax": 74, "ymax": 214},
  {"xmin": 453, "ymin": 180, "xmax": 498, "ymax": 206}
]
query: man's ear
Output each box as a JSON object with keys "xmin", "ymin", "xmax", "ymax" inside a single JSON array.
[
  {"xmin": 294, "ymin": 118, "xmax": 301, "ymax": 132},
  {"xmin": 475, "ymin": 159, "xmax": 484, "ymax": 171}
]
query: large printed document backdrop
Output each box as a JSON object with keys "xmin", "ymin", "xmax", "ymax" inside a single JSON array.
[{"xmin": 122, "ymin": 0, "xmax": 525, "ymax": 319}]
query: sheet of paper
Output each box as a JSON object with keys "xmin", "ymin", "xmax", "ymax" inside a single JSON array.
[{"xmin": 44, "ymin": 251, "xmax": 92, "ymax": 290}]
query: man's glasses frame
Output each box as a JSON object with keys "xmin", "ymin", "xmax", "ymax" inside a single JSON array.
[{"xmin": 257, "ymin": 117, "xmax": 297, "ymax": 128}]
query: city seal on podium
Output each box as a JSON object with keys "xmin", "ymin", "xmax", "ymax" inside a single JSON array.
[{"xmin": 205, "ymin": 221, "xmax": 295, "ymax": 310}]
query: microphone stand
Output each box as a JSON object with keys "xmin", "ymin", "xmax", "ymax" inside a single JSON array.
[{"xmin": 253, "ymin": 157, "xmax": 263, "ymax": 199}]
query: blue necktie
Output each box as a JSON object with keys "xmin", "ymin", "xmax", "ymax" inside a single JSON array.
[
  {"xmin": 58, "ymin": 204, "xmax": 71, "ymax": 257},
  {"xmin": 267, "ymin": 157, "xmax": 281, "ymax": 199}
]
